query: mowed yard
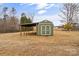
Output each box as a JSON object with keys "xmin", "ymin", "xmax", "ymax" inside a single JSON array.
[{"xmin": 0, "ymin": 29, "xmax": 79, "ymax": 56}]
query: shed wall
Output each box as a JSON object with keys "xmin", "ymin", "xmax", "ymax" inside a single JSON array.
[{"xmin": 37, "ymin": 23, "xmax": 53, "ymax": 36}]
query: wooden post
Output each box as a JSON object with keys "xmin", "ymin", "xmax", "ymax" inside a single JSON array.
[{"xmin": 20, "ymin": 25, "xmax": 22, "ymax": 36}]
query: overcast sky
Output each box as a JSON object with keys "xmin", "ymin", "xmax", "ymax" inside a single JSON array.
[{"xmin": 0, "ymin": 3, "xmax": 63, "ymax": 26}]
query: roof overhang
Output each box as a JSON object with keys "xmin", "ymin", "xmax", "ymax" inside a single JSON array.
[{"xmin": 20, "ymin": 23, "xmax": 39, "ymax": 27}]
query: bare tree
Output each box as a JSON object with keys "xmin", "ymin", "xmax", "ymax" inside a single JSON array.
[
  {"xmin": 2, "ymin": 7, "xmax": 8, "ymax": 32},
  {"xmin": 3, "ymin": 7, "xmax": 8, "ymax": 20},
  {"xmin": 30, "ymin": 12, "xmax": 35, "ymax": 22},
  {"xmin": 59, "ymin": 3, "xmax": 79, "ymax": 24},
  {"xmin": 27, "ymin": 11, "xmax": 35, "ymax": 23},
  {"xmin": 10, "ymin": 7, "xmax": 17, "ymax": 24},
  {"xmin": 11, "ymin": 7, "xmax": 16, "ymax": 17},
  {"xmin": 10, "ymin": 7, "xmax": 18, "ymax": 31}
]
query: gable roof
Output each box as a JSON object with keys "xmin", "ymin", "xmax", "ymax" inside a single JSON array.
[{"xmin": 39, "ymin": 20, "xmax": 53, "ymax": 24}]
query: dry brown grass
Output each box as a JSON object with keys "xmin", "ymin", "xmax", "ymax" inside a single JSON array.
[{"xmin": 0, "ymin": 29, "xmax": 79, "ymax": 56}]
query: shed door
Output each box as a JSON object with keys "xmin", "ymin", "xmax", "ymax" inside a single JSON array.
[{"xmin": 41, "ymin": 25, "xmax": 51, "ymax": 35}]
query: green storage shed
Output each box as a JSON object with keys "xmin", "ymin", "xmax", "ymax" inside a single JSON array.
[{"xmin": 36, "ymin": 20, "xmax": 53, "ymax": 36}]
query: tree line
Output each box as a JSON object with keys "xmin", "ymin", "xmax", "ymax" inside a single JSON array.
[
  {"xmin": 0, "ymin": 7, "xmax": 33, "ymax": 33},
  {"xmin": 0, "ymin": 3, "xmax": 79, "ymax": 33},
  {"xmin": 0, "ymin": 7, "xmax": 18, "ymax": 32}
]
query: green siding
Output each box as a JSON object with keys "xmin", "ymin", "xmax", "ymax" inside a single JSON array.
[{"xmin": 36, "ymin": 20, "xmax": 53, "ymax": 36}]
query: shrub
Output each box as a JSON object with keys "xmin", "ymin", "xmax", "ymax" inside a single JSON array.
[{"xmin": 64, "ymin": 23, "xmax": 73, "ymax": 31}]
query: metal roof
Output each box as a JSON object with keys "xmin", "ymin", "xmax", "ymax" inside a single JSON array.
[{"xmin": 20, "ymin": 23, "xmax": 39, "ymax": 27}]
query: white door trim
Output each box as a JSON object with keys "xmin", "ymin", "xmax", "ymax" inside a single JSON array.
[{"xmin": 41, "ymin": 25, "xmax": 51, "ymax": 35}]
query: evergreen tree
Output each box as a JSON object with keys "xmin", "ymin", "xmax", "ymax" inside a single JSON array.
[
  {"xmin": 27, "ymin": 17, "xmax": 32, "ymax": 23},
  {"xmin": 20, "ymin": 13, "xmax": 32, "ymax": 24},
  {"xmin": 20, "ymin": 13, "xmax": 33, "ymax": 31},
  {"xmin": 20, "ymin": 15, "xmax": 27, "ymax": 24}
]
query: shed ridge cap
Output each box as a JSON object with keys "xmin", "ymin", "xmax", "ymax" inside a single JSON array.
[{"xmin": 39, "ymin": 20, "xmax": 53, "ymax": 24}]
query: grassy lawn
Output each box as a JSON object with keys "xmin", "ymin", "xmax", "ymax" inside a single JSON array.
[{"xmin": 0, "ymin": 29, "xmax": 79, "ymax": 56}]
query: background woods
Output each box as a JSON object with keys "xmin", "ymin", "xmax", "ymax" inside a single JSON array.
[
  {"xmin": 0, "ymin": 7, "xmax": 19, "ymax": 32},
  {"xmin": 0, "ymin": 7, "xmax": 33, "ymax": 33}
]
